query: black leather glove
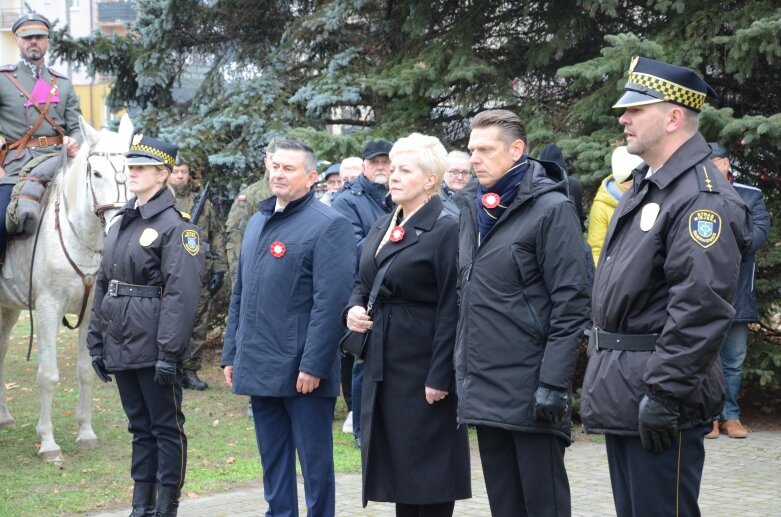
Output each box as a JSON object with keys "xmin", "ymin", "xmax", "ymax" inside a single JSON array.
[
  {"xmin": 638, "ymin": 394, "xmax": 679, "ymax": 453},
  {"xmin": 91, "ymin": 356, "xmax": 112, "ymax": 383},
  {"xmin": 533, "ymin": 384, "xmax": 569, "ymax": 423},
  {"xmin": 154, "ymin": 360, "xmax": 178, "ymax": 385},
  {"xmin": 208, "ymin": 271, "xmax": 225, "ymax": 295}
]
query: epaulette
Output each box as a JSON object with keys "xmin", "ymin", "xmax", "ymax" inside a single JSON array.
[
  {"xmin": 47, "ymin": 67, "xmax": 67, "ymax": 79},
  {"xmin": 0, "ymin": 64, "xmax": 17, "ymax": 72},
  {"xmin": 178, "ymin": 210, "xmax": 192, "ymax": 221},
  {"xmin": 696, "ymin": 161, "xmax": 720, "ymax": 194}
]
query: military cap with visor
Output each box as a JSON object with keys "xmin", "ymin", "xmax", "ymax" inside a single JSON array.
[
  {"xmin": 13, "ymin": 13, "xmax": 50, "ymax": 38},
  {"xmin": 126, "ymin": 134, "xmax": 178, "ymax": 169},
  {"xmin": 613, "ymin": 57, "xmax": 718, "ymax": 113}
]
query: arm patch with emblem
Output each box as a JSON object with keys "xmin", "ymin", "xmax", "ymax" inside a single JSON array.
[
  {"xmin": 689, "ymin": 209, "xmax": 721, "ymax": 248},
  {"xmin": 182, "ymin": 229, "xmax": 200, "ymax": 256}
]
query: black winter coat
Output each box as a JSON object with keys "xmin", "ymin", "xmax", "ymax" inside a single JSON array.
[
  {"xmin": 580, "ymin": 134, "xmax": 752, "ymax": 435},
  {"xmin": 453, "ymin": 160, "xmax": 592, "ymax": 443},
  {"xmin": 345, "ymin": 196, "xmax": 471, "ymax": 506},
  {"xmin": 87, "ymin": 188, "xmax": 205, "ymax": 370}
]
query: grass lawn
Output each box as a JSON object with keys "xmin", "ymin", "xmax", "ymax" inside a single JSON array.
[{"xmin": 0, "ymin": 315, "xmax": 360, "ymax": 516}]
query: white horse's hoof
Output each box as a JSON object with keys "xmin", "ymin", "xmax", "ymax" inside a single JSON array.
[
  {"xmin": 76, "ymin": 437, "xmax": 98, "ymax": 450},
  {"xmin": 0, "ymin": 417, "xmax": 15, "ymax": 428},
  {"xmin": 38, "ymin": 448, "xmax": 63, "ymax": 462}
]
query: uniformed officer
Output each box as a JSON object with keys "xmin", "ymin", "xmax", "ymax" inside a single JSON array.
[
  {"xmin": 0, "ymin": 13, "xmax": 82, "ymax": 256},
  {"xmin": 87, "ymin": 135, "xmax": 205, "ymax": 517},
  {"xmin": 170, "ymin": 155, "xmax": 227, "ymax": 390},
  {"xmin": 580, "ymin": 57, "xmax": 752, "ymax": 517}
]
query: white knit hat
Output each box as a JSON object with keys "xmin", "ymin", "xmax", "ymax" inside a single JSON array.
[{"xmin": 611, "ymin": 146, "xmax": 643, "ymax": 184}]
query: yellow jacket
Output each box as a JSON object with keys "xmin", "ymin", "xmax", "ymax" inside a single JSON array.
[{"xmin": 587, "ymin": 175, "xmax": 622, "ymax": 266}]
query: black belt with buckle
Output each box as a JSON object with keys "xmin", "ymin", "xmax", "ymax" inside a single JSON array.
[
  {"xmin": 107, "ymin": 279, "xmax": 162, "ymax": 298},
  {"xmin": 593, "ymin": 327, "xmax": 658, "ymax": 351}
]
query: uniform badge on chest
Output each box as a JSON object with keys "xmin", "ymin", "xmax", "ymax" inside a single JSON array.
[
  {"xmin": 639, "ymin": 203, "xmax": 660, "ymax": 232},
  {"xmin": 139, "ymin": 228, "xmax": 159, "ymax": 247}
]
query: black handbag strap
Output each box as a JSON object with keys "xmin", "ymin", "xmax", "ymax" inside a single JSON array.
[{"xmin": 366, "ymin": 254, "xmax": 397, "ymax": 315}]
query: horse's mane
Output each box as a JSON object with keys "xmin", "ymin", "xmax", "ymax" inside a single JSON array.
[{"xmin": 62, "ymin": 145, "xmax": 89, "ymax": 204}]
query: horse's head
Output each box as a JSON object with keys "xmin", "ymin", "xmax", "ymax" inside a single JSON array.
[{"xmin": 77, "ymin": 114, "xmax": 134, "ymax": 230}]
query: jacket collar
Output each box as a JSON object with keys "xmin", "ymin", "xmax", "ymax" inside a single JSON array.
[
  {"xmin": 259, "ymin": 188, "xmax": 315, "ymax": 217},
  {"xmin": 641, "ymin": 133, "xmax": 711, "ymax": 190},
  {"xmin": 374, "ymin": 195, "xmax": 443, "ymax": 265},
  {"xmin": 123, "ymin": 188, "xmax": 176, "ymax": 220}
]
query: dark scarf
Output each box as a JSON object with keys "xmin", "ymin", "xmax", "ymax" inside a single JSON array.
[{"xmin": 476, "ymin": 157, "xmax": 530, "ymax": 243}]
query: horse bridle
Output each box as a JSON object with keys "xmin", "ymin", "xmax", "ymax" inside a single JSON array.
[{"xmin": 86, "ymin": 151, "xmax": 129, "ymax": 227}]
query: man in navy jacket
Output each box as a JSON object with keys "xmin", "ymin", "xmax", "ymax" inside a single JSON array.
[
  {"xmin": 705, "ymin": 142, "xmax": 770, "ymax": 439},
  {"xmin": 222, "ymin": 140, "xmax": 356, "ymax": 517}
]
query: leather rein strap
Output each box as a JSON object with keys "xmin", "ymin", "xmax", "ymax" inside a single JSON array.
[{"xmin": 54, "ymin": 195, "xmax": 96, "ymax": 330}]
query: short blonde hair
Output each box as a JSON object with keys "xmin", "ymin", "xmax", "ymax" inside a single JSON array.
[{"xmin": 389, "ymin": 133, "xmax": 448, "ymax": 187}]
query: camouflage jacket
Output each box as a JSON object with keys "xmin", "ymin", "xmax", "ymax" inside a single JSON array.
[
  {"xmin": 0, "ymin": 61, "xmax": 82, "ymax": 182},
  {"xmin": 225, "ymin": 179, "xmax": 272, "ymax": 285},
  {"xmin": 173, "ymin": 184, "xmax": 227, "ymax": 275}
]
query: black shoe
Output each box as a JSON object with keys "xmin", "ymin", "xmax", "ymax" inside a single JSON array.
[
  {"xmin": 182, "ymin": 370, "xmax": 208, "ymax": 390},
  {"xmin": 354, "ymin": 436, "xmax": 361, "ymax": 449},
  {"xmin": 129, "ymin": 482, "xmax": 157, "ymax": 517},
  {"xmin": 154, "ymin": 486, "xmax": 180, "ymax": 517}
]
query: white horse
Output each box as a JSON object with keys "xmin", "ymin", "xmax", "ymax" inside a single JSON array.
[{"xmin": 0, "ymin": 114, "xmax": 133, "ymax": 461}]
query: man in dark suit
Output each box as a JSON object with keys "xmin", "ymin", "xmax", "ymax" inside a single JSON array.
[{"xmin": 222, "ymin": 140, "xmax": 355, "ymax": 517}]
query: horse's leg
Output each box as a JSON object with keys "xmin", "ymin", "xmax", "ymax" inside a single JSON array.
[
  {"xmin": 75, "ymin": 319, "xmax": 97, "ymax": 450},
  {"xmin": 0, "ymin": 307, "xmax": 22, "ymax": 427},
  {"xmin": 34, "ymin": 301, "xmax": 63, "ymax": 461}
]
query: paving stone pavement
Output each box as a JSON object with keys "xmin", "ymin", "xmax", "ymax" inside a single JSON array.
[{"xmin": 90, "ymin": 431, "xmax": 780, "ymax": 516}]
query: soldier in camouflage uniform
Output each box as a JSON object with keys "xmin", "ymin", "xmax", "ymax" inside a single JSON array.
[
  {"xmin": 225, "ymin": 178, "xmax": 273, "ymax": 286},
  {"xmin": 225, "ymin": 141, "xmax": 278, "ymax": 287},
  {"xmin": 170, "ymin": 156, "xmax": 227, "ymax": 390}
]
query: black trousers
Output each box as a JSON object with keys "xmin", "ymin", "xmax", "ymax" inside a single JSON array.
[
  {"xmin": 605, "ymin": 425, "xmax": 708, "ymax": 517},
  {"xmin": 114, "ymin": 367, "xmax": 187, "ymax": 488},
  {"xmin": 476, "ymin": 426, "xmax": 571, "ymax": 517},
  {"xmin": 340, "ymin": 353, "xmax": 353, "ymax": 411},
  {"xmin": 395, "ymin": 501, "xmax": 455, "ymax": 517}
]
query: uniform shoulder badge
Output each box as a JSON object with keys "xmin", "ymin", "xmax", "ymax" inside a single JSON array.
[
  {"xmin": 689, "ymin": 209, "xmax": 721, "ymax": 248},
  {"xmin": 0, "ymin": 64, "xmax": 17, "ymax": 72},
  {"xmin": 178, "ymin": 210, "xmax": 191, "ymax": 221},
  {"xmin": 182, "ymin": 229, "xmax": 200, "ymax": 256}
]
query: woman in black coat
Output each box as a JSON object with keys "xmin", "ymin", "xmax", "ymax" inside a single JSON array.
[
  {"xmin": 345, "ymin": 133, "xmax": 471, "ymax": 517},
  {"xmin": 87, "ymin": 136, "xmax": 204, "ymax": 517}
]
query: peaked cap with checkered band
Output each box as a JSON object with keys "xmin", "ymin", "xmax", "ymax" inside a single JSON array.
[
  {"xmin": 126, "ymin": 134, "xmax": 178, "ymax": 168},
  {"xmin": 613, "ymin": 57, "xmax": 717, "ymax": 113}
]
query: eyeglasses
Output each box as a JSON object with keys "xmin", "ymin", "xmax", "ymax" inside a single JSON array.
[{"xmin": 446, "ymin": 169, "xmax": 472, "ymax": 178}]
